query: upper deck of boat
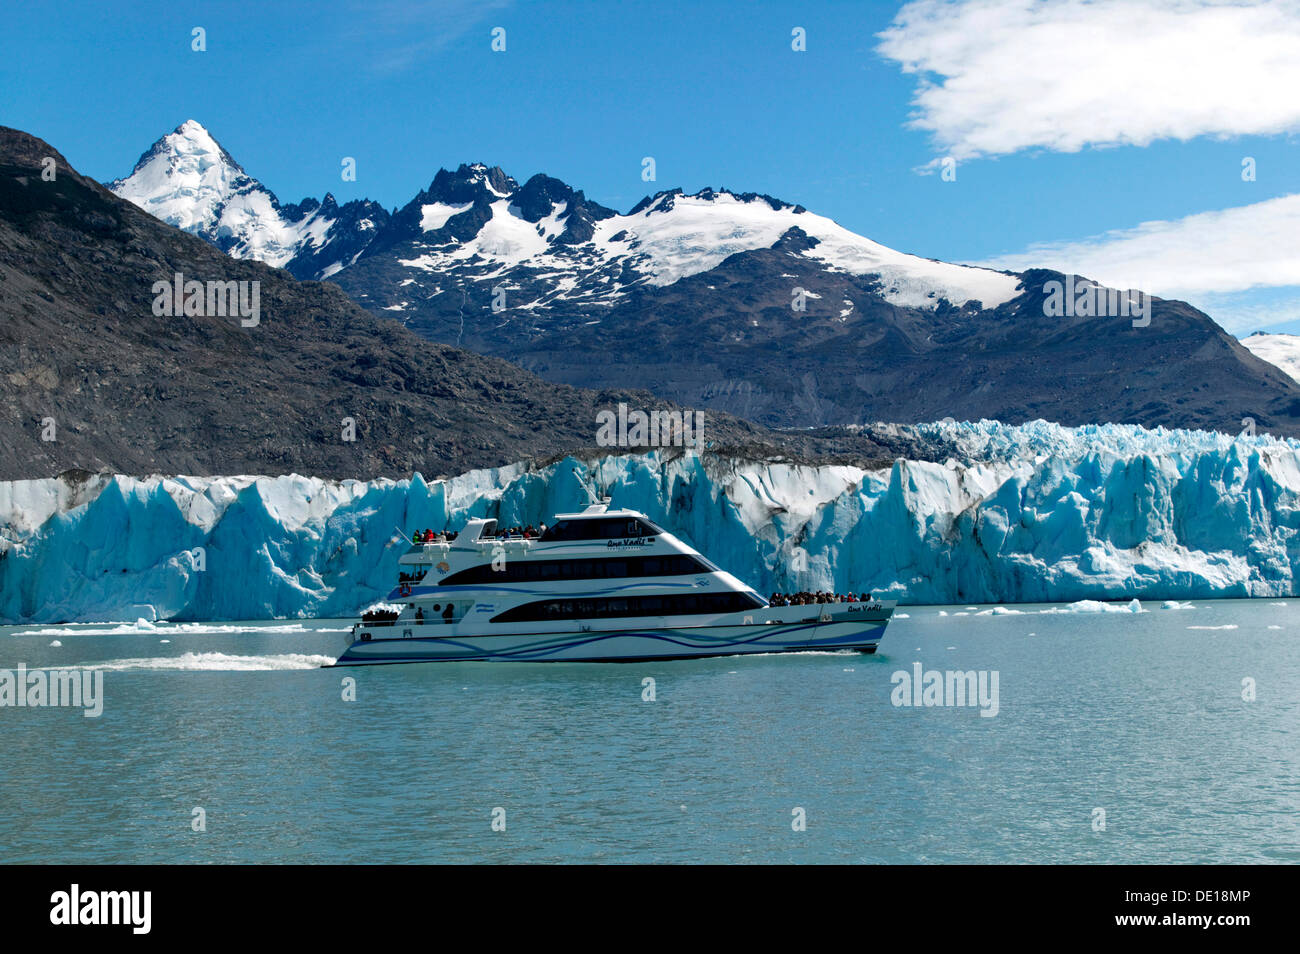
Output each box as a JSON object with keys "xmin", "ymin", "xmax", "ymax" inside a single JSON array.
[{"xmin": 403, "ymin": 504, "xmax": 664, "ymax": 558}]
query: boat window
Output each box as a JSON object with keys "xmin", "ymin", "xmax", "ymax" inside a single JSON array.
[
  {"xmin": 439, "ymin": 553, "xmax": 713, "ymax": 586},
  {"xmin": 490, "ymin": 590, "xmax": 764, "ymax": 623},
  {"xmin": 539, "ymin": 517, "xmax": 662, "ymax": 541}
]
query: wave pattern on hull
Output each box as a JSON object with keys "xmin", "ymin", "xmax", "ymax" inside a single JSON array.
[{"xmin": 336, "ymin": 621, "xmax": 885, "ymax": 664}]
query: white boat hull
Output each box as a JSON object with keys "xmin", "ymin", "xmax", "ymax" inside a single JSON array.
[{"xmin": 333, "ymin": 613, "xmax": 890, "ymax": 665}]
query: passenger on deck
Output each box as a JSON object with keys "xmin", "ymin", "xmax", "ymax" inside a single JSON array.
[{"xmin": 442, "ymin": 603, "xmax": 454, "ymax": 624}]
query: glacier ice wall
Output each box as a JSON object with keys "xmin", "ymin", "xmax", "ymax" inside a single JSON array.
[{"xmin": 2, "ymin": 420, "xmax": 1299, "ymax": 622}]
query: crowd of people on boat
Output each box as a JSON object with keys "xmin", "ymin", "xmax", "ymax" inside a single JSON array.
[
  {"xmin": 494, "ymin": 523, "xmax": 546, "ymax": 541},
  {"xmin": 768, "ymin": 590, "xmax": 873, "ymax": 606},
  {"xmin": 411, "ymin": 528, "xmax": 459, "ymax": 544},
  {"xmin": 411, "ymin": 524, "xmax": 550, "ymax": 544}
]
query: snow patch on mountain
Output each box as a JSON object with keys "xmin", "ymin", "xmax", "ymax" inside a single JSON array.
[
  {"xmin": 420, "ymin": 202, "xmax": 473, "ymax": 231},
  {"xmin": 604, "ymin": 192, "xmax": 1018, "ymax": 308},
  {"xmin": 1241, "ymin": 332, "xmax": 1300, "ymax": 384},
  {"xmin": 3, "ymin": 421, "xmax": 1299, "ymax": 623},
  {"xmin": 396, "ymin": 185, "xmax": 1020, "ymax": 310}
]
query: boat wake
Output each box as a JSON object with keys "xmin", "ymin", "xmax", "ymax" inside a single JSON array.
[
  {"xmin": 10, "ymin": 620, "xmax": 349, "ymax": 638},
  {"xmin": 67, "ymin": 652, "xmax": 337, "ymax": 671}
]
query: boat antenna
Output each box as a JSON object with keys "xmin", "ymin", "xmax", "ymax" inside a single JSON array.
[{"xmin": 580, "ymin": 474, "xmax": 611, "ymax": 508}]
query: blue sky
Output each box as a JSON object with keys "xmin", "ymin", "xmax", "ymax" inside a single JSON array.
[{"xmin": 4, "ymin": 0, "xmax": 1300, "ymax": 334}]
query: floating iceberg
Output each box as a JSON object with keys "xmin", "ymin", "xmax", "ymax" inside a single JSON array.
[{"xmin": 1, "ymin": 419, "xmax": 1299, "ymax": 623}]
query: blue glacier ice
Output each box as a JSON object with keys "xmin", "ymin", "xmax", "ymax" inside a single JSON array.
[{"xmin": 2, "ymin": 420, "xmax": 1299, "ymax": 622}]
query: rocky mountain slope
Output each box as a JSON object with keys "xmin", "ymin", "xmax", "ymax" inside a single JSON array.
[{"xmin": 2, "ymin": 125, "xmax": 915, "ymax": 481}]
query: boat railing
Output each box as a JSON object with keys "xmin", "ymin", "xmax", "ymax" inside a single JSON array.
[
  {"xmin": 360, "ymin": 613, "xmax": 466, "ymax": 629},
  {"xmin": 404, "ymin": 540, "xmax": 452, "ymax": 555},
  {"xmin": 472, "ymin": 534, "xmax": 535, "ymax": 549},
  {"xmin": 403, "ymin": 534, "xmax": 536, "ymax": 555}
]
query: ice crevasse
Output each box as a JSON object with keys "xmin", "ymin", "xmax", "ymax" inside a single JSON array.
[{"xmin": 1, "ymin": 420, "xmax": 1298, "ymax": 623}]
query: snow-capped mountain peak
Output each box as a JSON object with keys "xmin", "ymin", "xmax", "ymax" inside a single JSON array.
[
  {"xmin": 109, "ymin": 120, "xmax": 252, "ymax": 234},
  {"xmin": 378, "ymin": 172, "xmax": 1019, "ymax": 310},
  {"xmin": 107, "ymin": 120, "xmax": 389, "ymax": 278},
  {"xmin": 109, "ymin": 124, "xmax": 1018, "ymax": 309}
]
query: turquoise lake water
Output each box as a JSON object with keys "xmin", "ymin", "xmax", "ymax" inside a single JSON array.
[{"xmin": 1, "ymin": 599, "xmax": 1296, "ymax": 864}]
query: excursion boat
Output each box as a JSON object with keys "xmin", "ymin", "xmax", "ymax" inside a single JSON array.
[{"xmin": 333, "ymin": 503, "xmax": 894, "ymax": 665}]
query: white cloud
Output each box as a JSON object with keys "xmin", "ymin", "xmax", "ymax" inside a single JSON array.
[
  {"xmin": 1195, "ymin": 294, "xmax": 1300, "ymax": 335},
  {"xmin": 973, "ymin": 193, "xmax": 1300, "ymax": 333},
  {"xmin": 877, "ymin": 0, "xmax": 1300, "ymax": 160},
  {"xmin": 975, "ymin": 193, "xmax": 1300, "ymax": 295},
  {"xmin": 345, "ymin": 0, "xmax": 514, "ymax": 73}
]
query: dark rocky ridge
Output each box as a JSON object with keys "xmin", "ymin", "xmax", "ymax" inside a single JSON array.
[
  {"xmin": 503, "ymin": 255, "xmax": 1300, "ymax": 437},
  {"xmin": 0, "ymin": 127, "xmax": 918, "ymax": 481}
]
